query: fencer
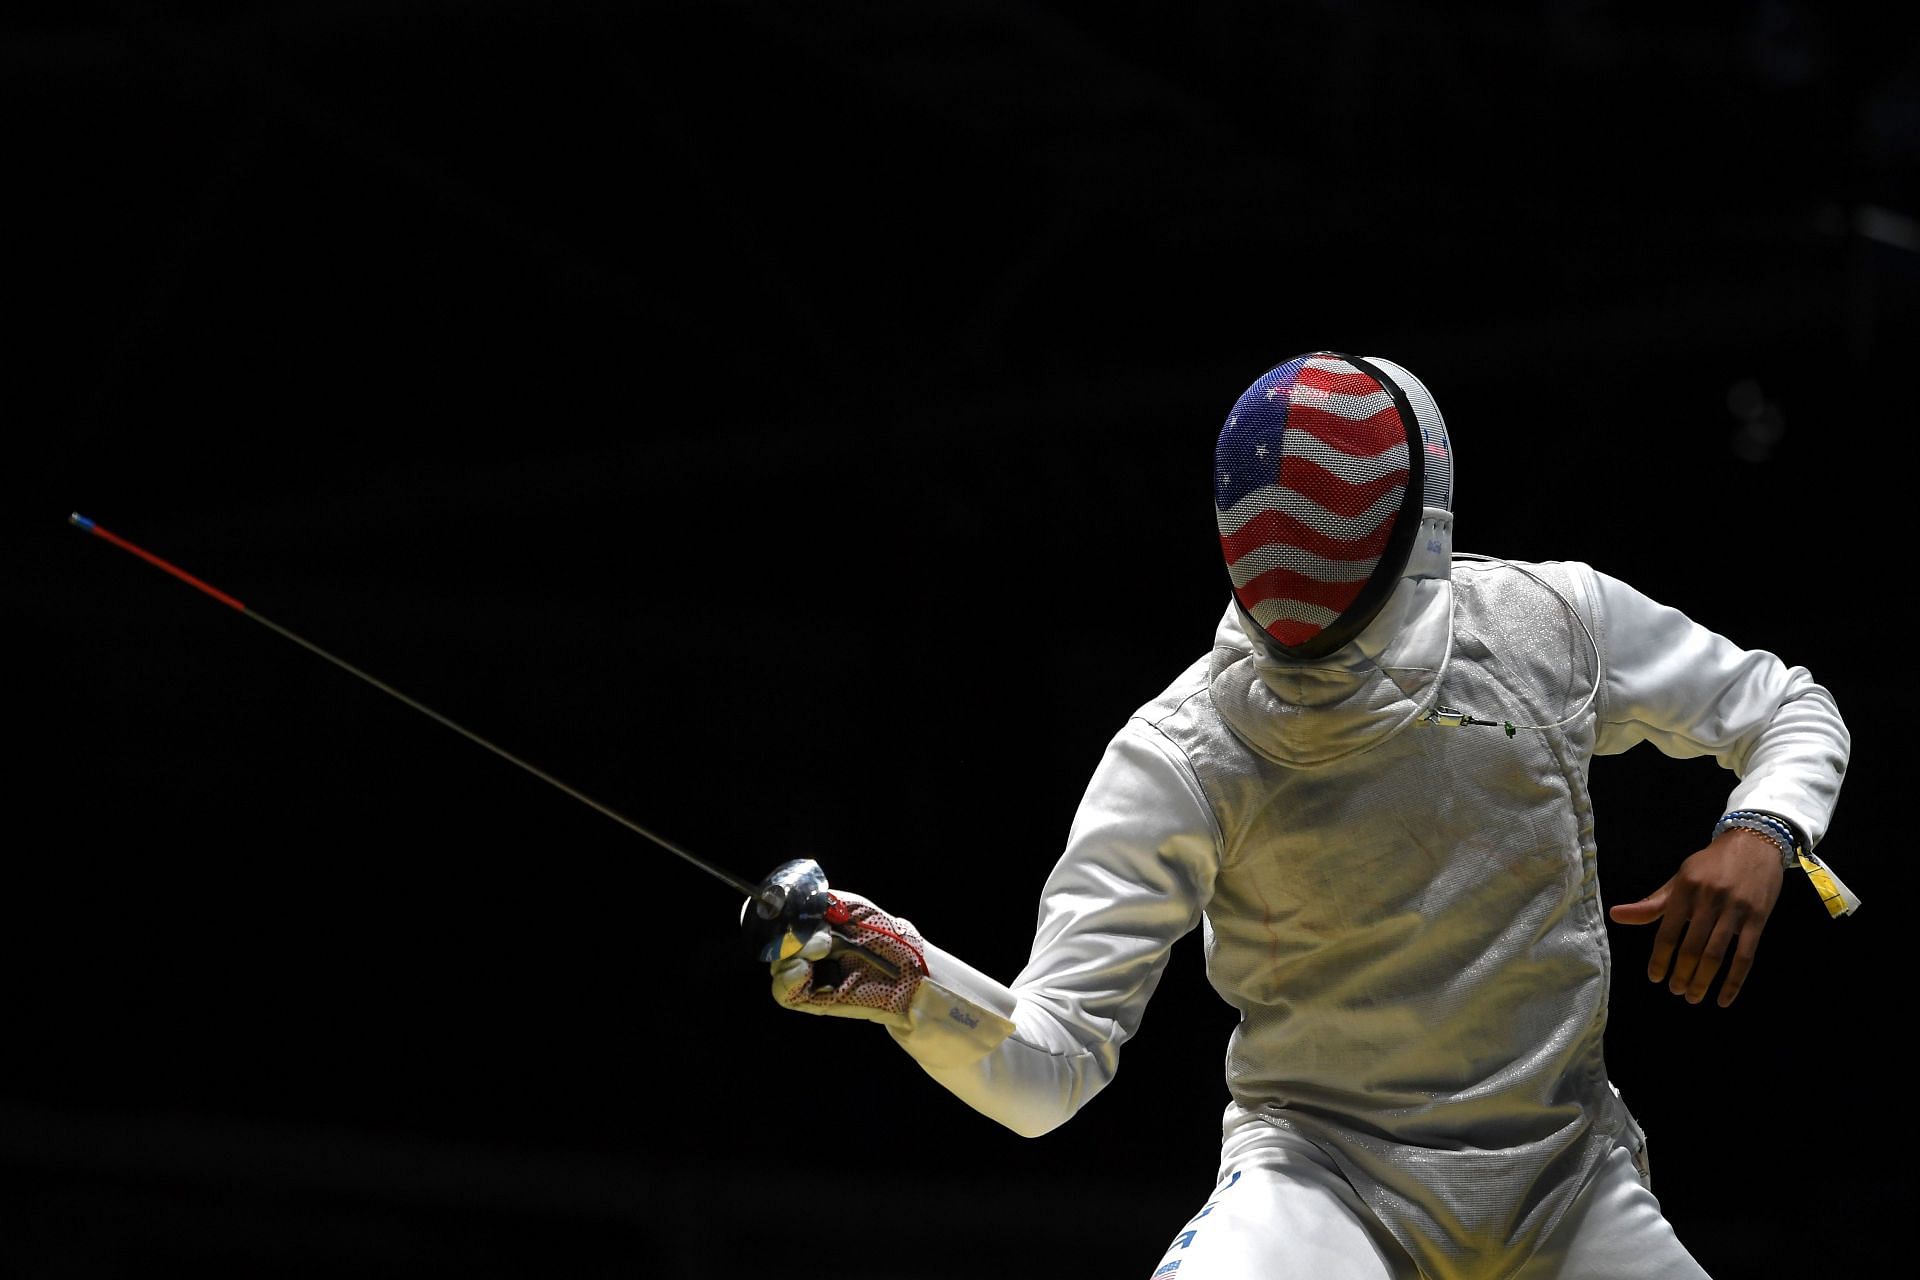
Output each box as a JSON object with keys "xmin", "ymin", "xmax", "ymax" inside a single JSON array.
[{"xmin": 754, "ymin": 352, "xmax": 1852, "ymax": 1280}]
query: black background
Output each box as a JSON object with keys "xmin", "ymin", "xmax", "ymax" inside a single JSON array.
[{"xmin": 12, "ymin": 3, "xmax": 1915, "ymax": 1277}]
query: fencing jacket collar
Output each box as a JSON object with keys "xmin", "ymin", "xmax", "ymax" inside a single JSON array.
[{"xmin": 1210, "ymin": 507, "xmax": 1455, "ymax": 767}]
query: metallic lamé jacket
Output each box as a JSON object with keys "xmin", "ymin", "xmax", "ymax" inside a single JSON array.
[{"xmin": 892, "ymin": 507, "xmax": 1849, "ymax": 1279}]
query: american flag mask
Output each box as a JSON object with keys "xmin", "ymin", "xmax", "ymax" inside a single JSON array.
[{"xmin": 1215, "ymin": 352, "xmax": 1451, "ymax": 660}]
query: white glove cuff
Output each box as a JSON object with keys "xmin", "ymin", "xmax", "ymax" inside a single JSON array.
[{"xmin": 887, "ymin": 940, "xmax": 1017, "ymax": 1069}]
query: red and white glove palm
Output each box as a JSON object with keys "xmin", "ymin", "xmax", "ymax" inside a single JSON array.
[{"xmin": 770, "ymin": 893, "xmax": 928, "ymax": 1028}]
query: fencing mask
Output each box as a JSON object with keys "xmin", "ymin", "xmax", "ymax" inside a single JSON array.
[{"xmin": 1215, "ymin": 352, "xmax": 1452, "ymax": 661}]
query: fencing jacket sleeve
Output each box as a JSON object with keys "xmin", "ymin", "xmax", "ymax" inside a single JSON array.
[
  {"xmin": 887, "ymin": 719, "xmax": 1220, "ymax": 1138},
  {"xmin": 1583, "ymin": 567, "xmax": 1848, "ymax": 851}
]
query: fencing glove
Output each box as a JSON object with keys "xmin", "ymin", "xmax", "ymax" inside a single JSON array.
[{"xmin": 768, "ymin": 891, "xmax": 929, "ymax": 1029}]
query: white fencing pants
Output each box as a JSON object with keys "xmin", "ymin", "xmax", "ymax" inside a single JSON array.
[{"xmin": 1146, "ymin": 1123, "xmax": 1712, "ymax": 1279}]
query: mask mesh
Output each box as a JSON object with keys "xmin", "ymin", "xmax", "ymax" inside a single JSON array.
[{"xmin": 1215, "ymin": 353, "xmax": 1416, "ymax": 652}]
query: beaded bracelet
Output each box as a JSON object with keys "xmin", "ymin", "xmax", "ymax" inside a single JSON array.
[{"xmin": 1712, "ymin": 809, "xmax": 1802, "ymax": 869}]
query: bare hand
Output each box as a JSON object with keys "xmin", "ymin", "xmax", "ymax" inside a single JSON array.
[{"xmin": 1606, "ymin": 828, "xmax": 1785, "ymax": 1007}]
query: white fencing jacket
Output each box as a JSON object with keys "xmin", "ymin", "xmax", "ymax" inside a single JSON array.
[{"xmin": 884, "ymin": 508, "xmax": 1850, "ymax": 1278}]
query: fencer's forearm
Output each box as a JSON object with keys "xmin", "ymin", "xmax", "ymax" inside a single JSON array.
[
  {"xmin": 888, "ymin": 946, "xmax": 1118, "ymax": 1138},
  {"xmin": 880, "ymin": 719, "xmax": 1218, "ymax": 1137},
  {"xmin": 1720, "ymin": 675, "xmax": 1849, "ymax": 848}
]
